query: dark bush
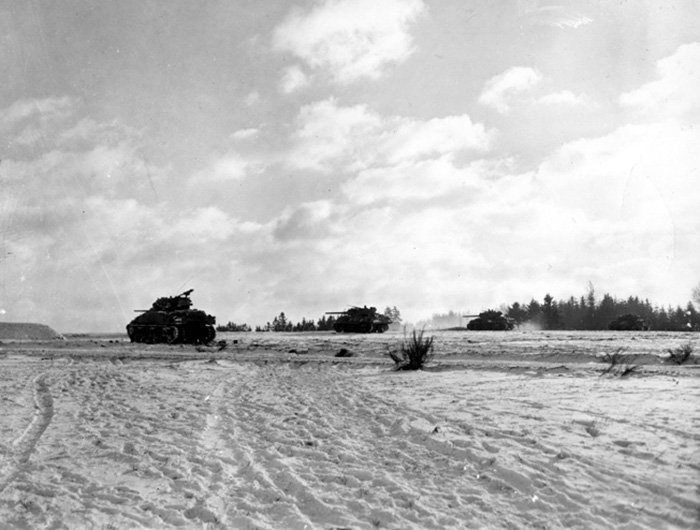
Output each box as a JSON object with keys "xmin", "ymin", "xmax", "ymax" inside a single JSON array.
[
  {"xmin": 666, "ymin": 342, "xmax": 694, "ymax": 365},
  {"xmin": 389, "ymin": 329, "xmax": 434, "ymax": 370},
  {"xmin": 600, "ymin": 349, "xmax": 637, "ymax": 377}
]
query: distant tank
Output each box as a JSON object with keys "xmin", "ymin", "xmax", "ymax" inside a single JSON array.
[
  {"xmin": 609, "ymin": 313, "xmax": 647, "ymax": 331},
  {"xmin": 326, "ymin": 306, "xmax": 392, "ymax": 333},
  {"xmin": 126, "ymin": 289, "xmax": 216, "ymax": 344},
  {"xmin": 464, "ymin": 310, "xmax": 515, "ymax": 331}
]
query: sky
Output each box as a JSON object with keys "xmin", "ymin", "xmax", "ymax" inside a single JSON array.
[{"xmin": 1, "ymin": 0, "xmax": 699, "ymax": 332}]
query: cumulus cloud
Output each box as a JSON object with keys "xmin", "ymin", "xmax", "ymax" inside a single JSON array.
[
  {"xmin": 279, "ymin": 64, "xmax": 310, "ymax": 93},
  {"xmin": 518, "ymin": 2, "xmax": 592, "ymax": 29},
  {"xmin": 273, "ymin": 0, "xmax": 425, "ymax": 83},
  {"xmin": 230, "ymin": 128, "xmax": 259, "ymax": 141},
  {"xmin": 313, "ymin": 79, "xmax": 699, "ymax": 318},
  {"xmin": 190, "ymin": 152, "xmax": 262, "ymax": 183},
  {"xmin": 244, "ymin": 91, "xmax": 261, "ymax": 106},
  {"xmin": 479, "ymin": 67, "xmax": 542, "ymax": 113},
  {"xmin": 530, "ymin": 120, "xmax": 700, "ymax": 296},
  {"xmin": 620, "ymin": 42, "xmax": 700, "ymax": 118},
  {"xmin": 0, "ymin": 96, "xmax": 262, "ymax": 330},
  {"xmin": 288, "ymin": 98, "xmax": 492, "ymax": 171},
  {"xmin": 273, "ymin": 200, "xmax": 336, "ymax": 241},
  {"xmin": 378, "ymin": 115, "xmax": 493, "ymax": 165},
  {"xmin": 287, "ymin": 98, "xmax": 382, "ymax": 171},
  {"xmin": 537, "ymin": 90, "xmax": 590, "ymax": 107},
  {"xmin": 0, "ymin": 96, "xmax": 77, "ymax": 129},
  {"xmin": 342, "ymin": 155, "xmax": 483, "ymax": 205}
]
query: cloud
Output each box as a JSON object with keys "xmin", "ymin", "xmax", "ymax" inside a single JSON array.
[
  {"xmin": 244, "ymin": 91, "xmax": 261, "ymax": 106},
  {"xmin": 379, "ymin": 115, "xmax": 493, "ymax": 165},
  {"xmin": 168, "ymin": 206, "xmax": 238, "ymax": 241},
  {"xmin": 518, "ymin": 3, "xmax": 592, "ymax": 29},
  {"xmin": 287, "ymin": 98, "xmax": 382, "ymax": 171},
  {"xmin": 273, "ymin": 200, "xmax": 336, "ymax": 241},
  {"xmin": 536, "ymin": 122, "xmax": 699, "ymax": 223},
  {"xmin": 537, "ymin": 90, "xmax": 590, "ymax": 107},
  {"xmin": 342, "ymin": 155, "xmax": 483, "ymax": 205},
  {"xmin": 279, "ymin": 64, "xmax": 310, "ymax": 93},
  {"xmin": 190, "ymin": 152, "xmax": 262, "ymax": 183},
  {"xmin": 0, "ymin": 96, "xmax": 77, "ymax": 129},
  {"xmin": 0, "ymin": 95, "xmax": 264, "ymax": 330},
  {"xmin": 287, "ymin": 98, "xmax": 492, "ymax": 171},
  {"xmin": 529, "ymin": 120, "xmax": 700, "ymax": 301},
  {"xmin": 273, "ymin": 0, "xmax": 425, "ymax": 83},
  {"xmin": 479, "ymin": 67, "xmax": 542, "ymax": 113},
  {"xmin": 230, "ymin": 128, "xmax": 259, "ymax": 141},
  {"xmin": 620, "ymin": 42, "xmax": 700, "ymax": 118},
  {"xmin": 326, "ymin": 102, "xmax": 699, "ymax": 318}
]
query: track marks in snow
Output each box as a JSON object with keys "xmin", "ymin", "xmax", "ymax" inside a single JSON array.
[
  {"xmin": 0, "ymin": 373, "xmax": 54, "ymax": 493},
  {"xmin": 196, "ymin": 363, "xmax": 486, "ymax": 529},
  {"xmin": 0, "ymin": 351, "xmax": 696, "ymax": 529}
]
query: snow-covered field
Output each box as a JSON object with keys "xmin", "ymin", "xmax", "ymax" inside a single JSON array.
[{"xmin": 0, "ymin": 330, "xmax": 698, "ymax": 529}]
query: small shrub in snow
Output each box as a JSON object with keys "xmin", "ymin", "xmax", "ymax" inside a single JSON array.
[
  {"xmin": 599, "ymin": 349, "xmax": 637, "ymax": 377},
  {"xmin": 666, "ymin": 342, "xmax": 694, "ymax": 365},
  {"xmin": 389, "ymin": 329, "xmax": 434, "ymax": 370}
]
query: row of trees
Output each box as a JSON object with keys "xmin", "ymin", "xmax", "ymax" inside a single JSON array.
[
  {"xmin": 219, "ymin": 306, "xmax": 402, "ymax": 333},
  {"xmin": 254, "ymin": 313, "xmax": 338, "ymax": 332},
  {"xmin": 505, "ymin": 284, "xmax": 699, "ymax": 331},
  {"xmin": 217, "ymin": 284, "xmax": 700, "ymax": 333},
  {"xmin": 416, "ymin": 284, "xmax": 700, "ymax": 332}
]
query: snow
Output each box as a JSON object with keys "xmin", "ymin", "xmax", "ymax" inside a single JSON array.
[{"xmin": 0, "ymin": 330, "xmax": 698, "ymax": 529}]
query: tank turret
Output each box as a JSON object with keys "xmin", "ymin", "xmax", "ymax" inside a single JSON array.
[
  {"xmin": 464, "ymin": 310, "xmax": 514, "ymax": 331},
  {"xmin": 126, "ymin": 289, "xmax": 216, "ymax": 344},
  {"xmin": 325, "ymin": 306, "xmax": 391, "ymax": 333}
]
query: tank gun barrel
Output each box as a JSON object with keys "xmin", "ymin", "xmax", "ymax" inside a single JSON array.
[
  {"xmin": 325, "ymin": 311, "xmax": 348, "ymax": 315},
  {"xmin": 179, "ymin": 289, "xmax": 194, "ymax": 297}
]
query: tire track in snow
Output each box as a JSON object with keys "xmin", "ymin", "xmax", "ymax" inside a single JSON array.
[
  {"xmin": 0, "ymin": 373, "xmax": 54, "ymax": 493},
  {"xmin": 212, "ymin": 364, "xmax": 466, "ymax": 529}
]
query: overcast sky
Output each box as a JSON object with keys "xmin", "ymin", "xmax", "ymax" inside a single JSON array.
[{"xmin": 1, "ymin": 0, "xmax": 699, "ymax": 332}]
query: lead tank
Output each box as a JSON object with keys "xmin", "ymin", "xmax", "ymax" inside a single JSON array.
[
  {"xmin": 126, "ymin": 289, "xmax": 216, "ymax": 344},
  {"xmin": 326, "ymin": 306, "xmax": 391, "ymax": 333},
  {"xmin": 464, "ymin": 310, "xmax": 515, "ymax": 331}
]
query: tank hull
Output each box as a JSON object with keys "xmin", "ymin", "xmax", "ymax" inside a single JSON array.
[
  {"xmin": 328, "ymin": 306, "xmax": 391, "ymax": 333},
  {"xmin": 126, "ymin": 320, "xmax": 216, "ymax": 344},
  {"xmin": 466, "ymin": 318, "xmax": 513, "ymax": 331},
  {"xmin": 333, "ymin": 321, "xmax": 389, "ymax": 333},
  {"xmin": 126, "ymin": 300, "xmax": 216, "ymax": 345},
  {"xmin": 466, "ymin": 310, "xmax": 515, "ymax": 331}
]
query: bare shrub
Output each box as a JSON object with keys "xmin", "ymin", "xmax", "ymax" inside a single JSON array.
[
  {"xmin": 389, "ymin": 329, "xmax": 434, "ymax": 370},
  {"xmin": 666, "ymin": 342, "xmax": 694, "ymax": 365},
  {"xmin": 600, "ymin": 349, "xmax": 626, "ymax": 374},
  {"xmin": 600, "ymin": 348, "xmax": 637, "ymax": 377},
  {"xmin": 619, "ymin": 364, "xmax": 638, "ymax": 377}
]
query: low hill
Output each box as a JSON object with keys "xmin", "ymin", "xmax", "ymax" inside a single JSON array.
[{"xmin": 0, "ymin": 322, "xmax": 64, "ymax": 340}]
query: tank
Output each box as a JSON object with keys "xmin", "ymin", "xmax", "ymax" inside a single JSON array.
[
  {"xmin": 609, "ymin": 313, "xmax": 647, "ymax": 331},
  {"xmin": 126, "ymin": 289, "xmax": 216, "ymax": 344},
  {"xmin": 325, "ymin": 306, "xmax": 392, "ymax": 333},
  {"xmin": 464, "ymin": 310, "xmax": 515, "ymax": 331}
]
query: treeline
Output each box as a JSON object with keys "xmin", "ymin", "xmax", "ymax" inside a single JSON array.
[
  {"xmin": 505, "ymin": 286, "xmax": 699, "ymax": 331},
  {"xmin": 216, "ymin": 321, "xmax": 252, "ymax": 332},
  {"xmin": 418, "ymin": 285, "xmax": 699, "ymax": 331},
  {"xmin": 217, "ymin": 307, "xmax": 402, "ymax": 333},
  {"xmin": 254, "ymin": 312, "xmax": 338, "ymax": 332},
  {"xmin": 216, "ymin": 313, "xmax": 338, "ymax": 332}
]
